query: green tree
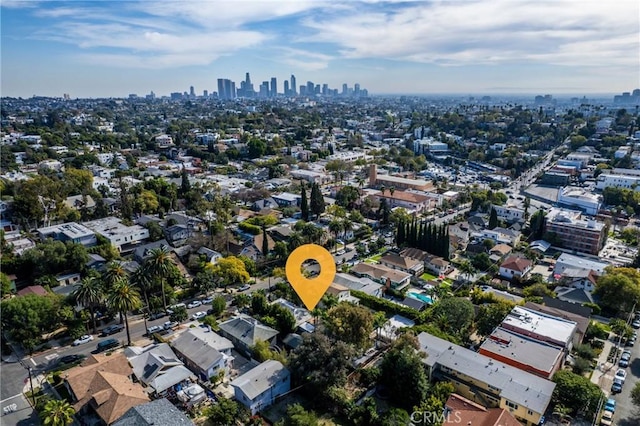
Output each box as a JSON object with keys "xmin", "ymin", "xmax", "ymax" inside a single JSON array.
[
  {"xmin": 251, "ymin": 292, "xmax": 269, "ymax": 315},
  {"xmin": 593, "ymin": 267, "xmax": 640, "ymax": 313},
  {"xmin": 300, "ymin": 184, "xmax": 309, "ymax": 222},
  {"xmin": 552, "ymin": 370, "xmax": 603, "ymax": 417},
  {"xmin": 335, "ymin": 185, "xmax": 360, "ymax": 209},
  {"xmin": 247, "ymin": 138, "xmax": 267, "ymax": 158},
  {"xmin": 430, "ymin": 297, "xmax": 475, "ymax": 336},
  {"xmin": 106, "ymin": 278, "xmax": 142, "ymax": 346},
  {"xmin": 180, "ymin": 167, "xmax": 191, "ymax": 195},
  {"xmin": 170, "ymin": 306, "xmax": 188, "ymax": 323},
  {"xmin": 205, "ymin": 397, "xmax": 248, "ymax": 425},
  {"xmin": 0, "ymin": 272, "xmax": 13, "ymax": 298},
  {"xmin": 210, "ymin": 296, "xmax": 227, "ymax": 317},
  {"xmin": 261, "ymin": 226, "xmax": 269, "ymax": 259},
  {"xmin": 1, "ymin": 293, "xmax": 64, "ymax": 353},
  {"xmin": 144, "ymin": 221, "xmax": 164, "ymax": 242},
  {"xmin": 289, "ymin": 333, "xmax": 355, "ymax": 402},
  {"xmin": 73, "ymin": 277, "xmax": 104, "ymax": 334},
  {"xmin": 310, "ymin": 183, "xmax": 325, "ymax": 218},
  {"xmin": 379, "ymin": 332, "xmax": 429, "ymax": 411},
  {"xmin": 207, "ymin": 256, "xmax": 250, "ymax": 287},
  {"xmin": 276, "ymin": 403, "xmax": 319, "ymax": 426},
  {"xmin": 475, "ymin": 301, "xmax": 515, "ymax": 336},
  {"xmin": 41, "ymin": 399, "xmax": 75, "ymax": 426},
  {"xmin": 631, "ymin": 382, "xmax": 640, "ymax": 407},
  {"xmin": 523, "ymin": 283, "xmax": 555, "ymax": 298},
  {"xmin": 488, "ymin": 207, "xmax": 498, "ymax": 229},
  {"xmin": 324, "ymin": 303, "xmax": 374, "ymax": 350}
]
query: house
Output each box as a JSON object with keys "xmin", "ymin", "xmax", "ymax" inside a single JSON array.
[
  {"xmin": 231, "ymin": 360, "xmax": 290, "ymax": 415},
  {"xmin": 325, "ymin": 283, "xmax": 359, "ymax": 304},
  {"xmin": 240, "ymin": 233, "xmax": 275, "ymax": 261},
  {"xmin": 37, "ymin": 222, "xmax": 97, "ymax": 247},
  {"xmin": 63, "ymin": 353, "xmax": 149, "ymax": 425},
  {"xmin": 418, "ymin": 332, "xmax": 555, "ymax": 426},
  {"xmin": 165, "ymin": 212, "xmax": 205, "ymax": 232},
  {"xmin": 332, "ymin": 272, "xmax": 383, "ymax": 297},
  {"xmin": 272, "ymin": 192, "xmax": 301, "ymax": 207},
  {"xmin": 17, "ymin": 285, "xmax": 48, "ymax": 297},
  {"xmin": 126, "ymin": 344, "xmax": 194, "ymax": 396},
  {"xmin": 270, "ymin": 298, "xmax": 312, "ymax": 328},
  {"xmin": 55, "ymin": 272, "xmax": 82, "ymax": 287},
  {"xmin": 133, "ymin": 240, "xmax": 173, "ymax": 263},
  {"xmin": 164, "ymin": 224, "xmax": 191, "ymax": 247},
  {"xmin": 499, "ymin": 256, "xmax": 532, "ymax": 280},
  {"xmin": 83, "ymin": 217, "xmax": 150, "ymax": 252},
  {"xmin": 424, "ymin": 256, "xmax": 451, "ymax": 277},
  {"xmin": 556, "ymin": 268, "xmax": 598, "ymax": 292},
  {"xmin": 501, "ymin": 306, "xmax": 577, "ymax": 350},
  {"xmin": 251, "ymin": 197, "xmax": 279, "ymax": 212},
  {"xmin": 86, "ymin": 253, "xmax": 108, "ymax": 271},
  {"xmin": 218, "ymin": 315, "xmax": 279, "ymax": 358},
  {"xmin": 379, "ymin": 253, "xmax": 424, "ymax": 276},
  {"xmin": 350, "ymin": 263, "xmax": 412, "ymax": 290},
  {"xmin": 489, "ymin": 244, "xmax": 512, "ymax": 260},
  {"xmin": 196, "ymin": 247, "xmax": 223, "ymax": 264},
  {"xmin": 479, "ymin": 327, "xmax": 565, "ymax": 379},
  {"xmin": 554, "ymin": 286, "xmax": 595, "ymax": 305},
  {"xmin": 477, "ymin": 227, "xmax": 521, "ymax": 247},
  {"xmin": 64, "ymin": 194, "xmax": 97, "ymax": 212},
  {"xmin": 112, "ymin": 398, "xmax": 194, "ymax": 426},
  {"xmin": 443, "ymin": 394, "xmax": 522, "ymax": 426},
  {"xmin": 171, "ymin": 327, "xmax": 234, "ymax": 381},
  {"xmin": 553, "ymin": 253, "xmax": 608, "ymax": 277}
]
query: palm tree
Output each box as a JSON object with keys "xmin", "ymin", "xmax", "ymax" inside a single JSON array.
[
  {"xmin": 107, "ymin": 278, "xmax": 142, "ymax": 346},
  {"xmin": 103, "ymin": 262, "xmax": 127, "ymax": 290},
  {"xmin": 129, "ymin": 267, "xmax": 153, "ymax": 314},
  {"xmin": 42, "ymin": 399, "xmax": 75, "ymax": 426},
  {"xmin": 144, "ymin": 247, "xmax": 174, "ymax": 313},
  {"xmin": 328, "ymin": 219, "xmax": 343, "ymax": 252},
  {"xmin": 341, "ymin": 219, "xmax": 353, "ymax": 241},
  {"xmin": 458, "ymin": 260, "xmax": 476, "ymax": 285},
  {"xmin": 73, "ymin": 277, "xmax": 103, "ymax": 334}
]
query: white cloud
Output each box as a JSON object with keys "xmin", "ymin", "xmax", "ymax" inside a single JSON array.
[
  {"xmin": 275, "ymin": 47, "xmax": 334, "ymax": 70},
  {"xmin": 301, "ymin": 0, "xmax": 639, "ymax": 68}
]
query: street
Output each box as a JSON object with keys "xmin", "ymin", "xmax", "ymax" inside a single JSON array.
[{"xmin": 611, "ymin": 332, "xmax": 640, "ymax": 425}]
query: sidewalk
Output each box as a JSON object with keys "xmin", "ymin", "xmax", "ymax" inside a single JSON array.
[{"xmin": 590, "ymin": 334, "xmax": 617, "ymax": 396}]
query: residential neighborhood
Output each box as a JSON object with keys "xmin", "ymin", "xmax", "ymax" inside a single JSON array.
[{"xmin": 2, "ymin": 90, "xmax": 640, "ymax": 426}]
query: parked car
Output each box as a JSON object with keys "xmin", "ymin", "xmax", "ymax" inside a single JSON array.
[
  {"xmin": 100, "ymin": 324, "xmax": 124, "ymax": 336},
  {"xmin": 201, "ymin": 297, "xmax": 213, "ymax": 304},
  {"xmin": 238, "ymin": 284, "xmax": 251, "ymax": 291},
  {"xmin": 94, "ymin": 338, "xmax": 120, "ymax": 354},
  {"xmin": 632, "ymin": 319, "xmax": 640, "ymax": 329},
  {"xmin": 72, "ymin": 334, "xmax": 94, "ymax": 346},
  {"xmin": 619, "ymin": 351, "xmax": 631, "ymax": 368},
  {"xmin": 611, "ymin": 378, "xmax": 623, "ymax": 394},
  {"xmin": 604, "ymin": 398, "xmax": 616, "ymax": 413},
  {"xmin": 166, "ymin": 303, "xmax": 186, "ymax": 314},
  {"xmin": 626, "ymin": 336, "xmax": 636, "ymax": 346},
  {"xmin": 59, "ymin": 354, "xmax": 85, "ymax": 365},
  {"xmin": 600, "ymin": 410, "xmax": 614, "ymax": 426},
  {"xmin": 163, "ymin": 321, "xmax": 178, "ymax": 330},
  {"xmin": 187, "ymin": 300, "xmax": 202, "ymax": 309},
  {"xmin": 148, "ymin": 311, "xmax": 166, "ymax": 320},
  {"xmin": 191, "ymin": 311, "xmax": 206, "ymax": 320},
  {"xmin": 615, "ymin": 368, "xmax": 627, "ymax": 384},
  {"xmin": 147, "ymin": 325, "xmax": 164, "ymax": 335}
]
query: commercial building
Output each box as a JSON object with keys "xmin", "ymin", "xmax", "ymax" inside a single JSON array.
[
  {"xmin": 368, "ymin": 164, "xmax": 434, "ymax": 191},
  {"xmin": 418, "ymin": 332, "xmax": 555, "ymax": 426},
  {"xmin": 556, "ymin": 187, "xmax": 602, "ymax": 215},
  {"xmin": 500, "ymin": 306, "xmax": 577, "ymax": 350},
  {"xmin": 372, "ymin": 190, "xmax": 436, "ymax": 213},
  {"xmin": 595, "ymin": 168, "xmax": 640, "ymax": 191},
  {"xmin": 544, "ymin": 208, "xmax": 606, "ymax": 255},
  {"xmin": 479, "ymin": 327, "xmax": 565, "ymax": 379}
]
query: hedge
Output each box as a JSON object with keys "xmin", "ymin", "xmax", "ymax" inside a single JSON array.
[{"xmin": 351, "ymin": 290, "xmax": 424, "ymax": 322}]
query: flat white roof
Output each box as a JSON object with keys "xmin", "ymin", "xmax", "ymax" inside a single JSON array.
[{"xmin": 502, "ymin": 306, "xmax": 576, "ymax": 346}]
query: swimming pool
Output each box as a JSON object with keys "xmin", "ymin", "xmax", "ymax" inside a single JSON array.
[{"xmin": 408, "ymin": 292, "xmax": 434, "ymax": 304}]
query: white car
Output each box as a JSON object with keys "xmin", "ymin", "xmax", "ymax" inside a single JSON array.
[
  {"xmin": 615, "ymin": 368, "xmax": 627, "ymax": 383},
  {"xmin": 238, "ymin": 284, "xmax": 251, "ymax": 292},
  {"xmin": 191, "ymin": 311, "xmax": 206, "ymax": 320},
  {"xmin": 187, "ymin": 300, "xmax": 202, "ymax": 309},
  {"xmin": 201, "ymin": 297, "xmax": 213, "ymax": 304},
  {"xmin": 72, "ymin": 334, "xmax": 94, "ymax": 346}
]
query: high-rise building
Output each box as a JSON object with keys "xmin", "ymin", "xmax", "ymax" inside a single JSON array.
[
  {"xmin": 284, "ymin": 80, "xmax": 290, "ymax": 96},
  {"xmin": 322, "ymin": 84, "xmax": 328, "ymax": 96},
  {"xmin": 217, "ymin": 79, "xmax": 236, "ymax": 100},
  {"xmin": 299, "ymin": 85, "xmax": 306, "ymax": 96},
  {"xmin": 189, "ymin": 86, "xmax": 195, "ymax": 98},
  {"xmin": 342, "ymin": 83, "xmax": 348, "ymax": 95},
  {"xmin": 259, "ymin": 81, "xmax": 269, "ymax": 98},
  {"xmin": 291, "ymin": 75, "xmax": 297, "ymax": 95},
  {"xmin": 203, "ymin": 90, "xmax": 208, "ymax": 98},
  {"xmin": 354, "ymin": 83, "xmax": 360, "ymax": 96},
  {"xmin": 270, "ymin": 77, "xmax": 277, "ymax": 97},
  {"xmin": 306, "ymin": 81, "xmax": 314, "ymax": 96}
]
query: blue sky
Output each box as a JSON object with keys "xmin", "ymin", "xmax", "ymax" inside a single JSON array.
[{"xmin": 2, "ymin": 0, "xmax": 638, "ymax": 98}]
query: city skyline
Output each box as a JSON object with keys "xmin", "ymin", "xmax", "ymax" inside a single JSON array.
[{"xmin": 1, "ymin": 0, "xmax": 638, "ymax": 98}]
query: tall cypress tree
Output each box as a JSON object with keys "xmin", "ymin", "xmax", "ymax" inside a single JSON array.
[
  {"xmin": 301, "ymin": 185, "xmax": 309, "ymax": 221},
  {"xmin": 262, "ymin": 226, "xmax": 269, "ymax": 259},
  {"xmin": 396, "ymin": 219, "xmax": 405, "ymax": 246},
  {"xmin": 310, "ymin": 183, "xmax": 325, "ymax": 218},
  {"xmin": 443, "ymin": 227, "xmax": 450, "ymax": 260},
  {"xmin": 488, "ymin": 208, "xmax": 498, "ymax": 229}
]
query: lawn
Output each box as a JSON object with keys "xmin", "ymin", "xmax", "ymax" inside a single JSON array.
[{"xmin": 420, "ymin": 272, "xmax": 437, "ymax": 281}]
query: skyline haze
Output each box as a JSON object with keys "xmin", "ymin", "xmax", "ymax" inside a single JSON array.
[{"xmin": 1, "ymin": 0, "xmax": 639, "ymax": 98}]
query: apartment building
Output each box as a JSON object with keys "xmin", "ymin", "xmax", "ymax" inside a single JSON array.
[
  {"xmin": 556, "ymin": 187, "xmax": 602, "ymax": 215},
  {"xmin": 418, "ymin": 332, "xmax": 555, "ymax": 426},
  {"xmin": 544, "ymin": 208, "xmax": 606, "ymax": 255},
  {"xmin": 500, "ymin": 306, "xmax": 577, "ymax": 350},
  {"xmin": 37, "ymin": 222, "xmax": 97, "ymax": 247},
  {"xmin": 83, "ymin": 217, "xmax": 149, "ymax": 252}
]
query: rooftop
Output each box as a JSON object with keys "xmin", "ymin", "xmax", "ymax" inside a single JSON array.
[
  {"xmin": 479, "ymin": 327, "xmax": 564, "ymax": 377},
  {"xmin": 112, "ymin": 398, "xmax": 194, "ymax": 426},
  {"xmin": 418, "ymin": 332, "xmax": 555, "ymax": 415},
  {"xmin": 230, "ymin": 360, "xmax": 289, "ymax": 400},
  {"xmin": 501, "ymin": 306, "xmax": 577, "ymax": 347}
]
